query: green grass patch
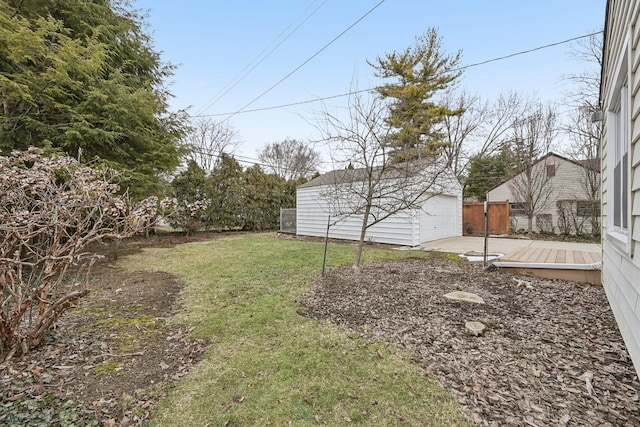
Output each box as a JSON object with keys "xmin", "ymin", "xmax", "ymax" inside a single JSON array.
[
  {"xmin": 83, "ymin": 314, "xmax": 160, "ymax": 352},
  {"xmin": 117, "ymin": 233, "xmax": 473, "ymax": 426},
  {"xmin": 93, "ymin": 361, "xmax": 123, "ymax": 374}
]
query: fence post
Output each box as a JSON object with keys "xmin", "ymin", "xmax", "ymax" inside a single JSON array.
[{"xmin": 484, "ymin": 194, "xmax": 490, "ymax": 267}]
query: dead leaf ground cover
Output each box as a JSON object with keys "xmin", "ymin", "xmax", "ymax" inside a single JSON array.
[
  {"xmin": 1, "ymin": 232, "xmax": 638, "ymax": 426},
  {"xmin": 303, "ymin": 257, "xmax": 640, "ymax": 426},
  {"xmin": 0, "ymin": 233, "xmax": 213, "ymax": 426}
]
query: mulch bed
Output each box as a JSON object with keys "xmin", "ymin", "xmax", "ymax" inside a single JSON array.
[{"xmin": 303, "ymin": 256, "xmax": 640, "ymax": 426}]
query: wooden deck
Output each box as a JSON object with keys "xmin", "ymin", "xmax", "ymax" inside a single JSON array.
[
  {"xmin": 501, "ymin": 246, "xmax": 601, "ymax": 265},
  {"xmin": 497, "ymin": 246, "xmax": 602, "ymax": 285}
]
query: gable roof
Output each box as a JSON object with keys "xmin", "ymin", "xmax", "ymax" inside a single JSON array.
[
  {"xmin": 298, "ymin": 157, "xmax": 453, "ymax": 189},
  {"xmin": 487, "ymin": 152, "xmax": 600, "ymax": 193}
]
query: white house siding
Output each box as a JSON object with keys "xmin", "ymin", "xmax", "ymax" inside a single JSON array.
[
  {"xmin": 487, "ymin": 154, "xmax": 599, "ymax": 234},
  {"xmin": 296, "ymin": 185, "xmax": 461, "ymax": 247},
  {"xmin": 601, "ymin": 0, "xmax": 640, "ymax": 377}
]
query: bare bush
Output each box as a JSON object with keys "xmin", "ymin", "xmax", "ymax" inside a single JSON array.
[{"xmin": 0, "ymin": 148, "xmax": 157, "ymax": 360}]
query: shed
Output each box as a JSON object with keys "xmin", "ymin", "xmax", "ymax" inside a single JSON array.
[{"xmin": 296, "ymin": 164, "xmax": 462, "ymax": 246}]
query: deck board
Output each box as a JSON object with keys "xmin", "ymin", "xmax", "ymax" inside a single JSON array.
[
  {"xmin": 545, "ymin": 249, "xmax": 558, "ymax": 263},
  {"xmin": 496, "ymin": 245, "xmax": 601, "ymax": 285},
  {"xmin": 502, "ymin": 248, "xmax": 601, "ymax": 265}
]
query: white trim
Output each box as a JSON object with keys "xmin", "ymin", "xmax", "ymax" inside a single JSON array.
[{"xmin": 605, "ymin": 32, "xmax": 632, "ymax": 254}]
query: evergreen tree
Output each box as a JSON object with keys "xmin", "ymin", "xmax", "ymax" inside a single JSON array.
[
  {"xmin": 208, "ymin": 154, "xmax": 245, "ymax": 230},
  {"xmin": 0, "ymin": 0, "xmax": 184, "ymax": 198},
  {"xmin": 369, "ymin": 28, "xmax": 463, "ymax": 160},
  {"xmin": 243, "ymin": 166, "xmax": 289, "ymax": 231},
  {"xmin": 464, "ymin": 153, "xmax": 508, "ymax": 201}
]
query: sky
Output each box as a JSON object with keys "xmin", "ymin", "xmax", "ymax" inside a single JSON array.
[{"xmin": 134, "ymin": 0, "xmax": 607, "ymax": 169}]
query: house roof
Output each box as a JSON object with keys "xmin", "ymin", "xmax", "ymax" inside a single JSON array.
[
  {"xmin": 486, "ymin": 151, "xmax": 600, "ymax": 193},
  {"xmin": 599, "ymin": 0, "xmax": 611, "ymax": 105},
  {"xmin": 298, "ymin": 157, "xmax": 453, "ymax": 189}
]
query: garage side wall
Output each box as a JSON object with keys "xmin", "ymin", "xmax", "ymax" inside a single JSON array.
[
  {"xmin": 297, "ymin": 182, "xmax": 462, "ymax": 246},
  {"xmin": 296, "ymin": 185, "xmax": 419, "ymax": 246}
]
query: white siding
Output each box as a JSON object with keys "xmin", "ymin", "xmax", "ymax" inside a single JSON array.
[
  {"xmin": 602, "ymin": 0, "xmax": 640, "ymax": 378},
  {"xmin": 487, "ymin": 154, "xmax": 599, "ymax": 234},
  {"xmin": 296, "ymin": 182, "xmax": 462, "ymax": 246}
]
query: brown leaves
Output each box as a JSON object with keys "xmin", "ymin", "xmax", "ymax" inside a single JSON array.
[{"xmin": 304, "ymin": 259, "xmax": 640, "ymax": 426}]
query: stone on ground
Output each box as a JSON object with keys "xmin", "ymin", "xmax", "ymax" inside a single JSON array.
[
  {"xmin": 465, "ymin": 321, "xmax": 487, "ymax": 336},
  {"xmin": 443, "ymin": 291, "xmax": 485, "ymax": 304}
]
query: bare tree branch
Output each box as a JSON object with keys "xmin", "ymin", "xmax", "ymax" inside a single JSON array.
[
  {"xmin": 507, "ymin": 103, "xmax": 558, "ymax": 233},
  {"xmin": 316, "ymin": 92, "xmax": 451, "ymax": 267},
  {"xmin": 257, "ymin": 138, "xmax": 321, "ymax": 180},
  {"xmin": 183, "ymin": 117, "xmax": 239, "ymax": 172}
]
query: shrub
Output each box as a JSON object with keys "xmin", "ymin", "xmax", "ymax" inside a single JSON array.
[{"xmin": 0, "ymin": 148, "xmax": 157, "ymax": 361}]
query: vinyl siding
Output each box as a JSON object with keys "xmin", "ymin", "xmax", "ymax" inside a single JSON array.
[
  {"xmin": 601, "ymin": 0, "xmax": 640, "ymax": 378},
  {"xmin": 487, "ymin": 154, "xmax": 599, "ymax": 234},
  {"xmin": 296, "ymin": 183, "xmax": 462, "ymax": 246}
]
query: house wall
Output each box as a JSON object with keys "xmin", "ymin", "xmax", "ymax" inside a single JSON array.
[
  {"xmin": 601, "ymin": 0, "xmax": 640, "ymax": 377},
  {"xmin": 296, "ymin": 185, "xmax": 462, "ymax": 246},
  {"xmin": 488, "ymin": 155, "xmax": 599, "ymax": 234}
]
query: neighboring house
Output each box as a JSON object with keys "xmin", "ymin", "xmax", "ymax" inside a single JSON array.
[
  {"xmin": 296, "ymin": 165, "xmax": 462, "ymax": 246},
  {"xmin": 487, "ymin": 152, "xmax": 600, "ymax": 235},
  {"xmin": 600, "ymin": 0, "xmax": 640, "ymax": 377}
]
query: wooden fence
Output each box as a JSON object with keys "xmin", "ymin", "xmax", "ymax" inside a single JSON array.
[{"xmin": 462, "ymin": 201, "xmax": 510, "ymax": 235}]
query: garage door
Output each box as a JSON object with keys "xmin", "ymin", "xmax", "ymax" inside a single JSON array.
[{"xmin": 419, "ymin": 195, "xmax": 458, "ymax": 243}]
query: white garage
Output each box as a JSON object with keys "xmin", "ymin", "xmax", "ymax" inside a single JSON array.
[{"xmin": 296, "ymin": 167, "xmax": 462, "ymax": 246}]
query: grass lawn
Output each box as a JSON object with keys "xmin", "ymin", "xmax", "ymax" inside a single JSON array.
[{"xmin": 117, "ymin": 233, "xmax": 474, "ymax": 426}]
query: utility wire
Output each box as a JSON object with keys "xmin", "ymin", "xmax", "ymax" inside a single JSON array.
[
  {"xmin": 195, "ymin": 0, "xmax": 329, "ymax": 116},
  {"xmin": 220, "ymin": 0, "xmax": 387, "ymax": 123},
  {"xmin": 188, "ymin": 148, "xmax": 306, "ymax": 173},
  {"xmin": 195, "ymin": 30, "xmax": 603, "ymax": 118}
]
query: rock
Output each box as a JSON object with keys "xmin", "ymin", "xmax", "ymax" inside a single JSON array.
[
  {"xmin": 443, "ymin": 291, "xmax": 485, "ymax": 304},
  {"xmin": 465, "ymin": 321, "xmax": 487, "ymax": 336}
]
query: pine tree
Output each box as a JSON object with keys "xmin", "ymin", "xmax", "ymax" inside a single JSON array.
[
  {"xmin": 0, "ymin": 0, "xmax": 184, "ymax": 198},
  {"xmin": 369, "ymin": 28, "xmax": 463, "ymax": 160}
]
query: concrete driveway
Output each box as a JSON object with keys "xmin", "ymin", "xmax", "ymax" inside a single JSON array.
[{"xmin": 417, "ymin": 236, "xmax": 601, "ymax": 256}]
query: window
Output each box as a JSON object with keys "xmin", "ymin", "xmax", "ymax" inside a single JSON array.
[
  {"xmin": 612, "ymin": 82, "xmax": 629, "ymax": 231},
  {"xmin": 546, "ymin": 164, "xmax": 556, "ymax": 178},
  {"xmin": 576, "ymin": 200, "xmax": 600, "ymax": 217},
  {"xmin": 509, "ymin": 202, "xmax": 525, "ymax": 215}
]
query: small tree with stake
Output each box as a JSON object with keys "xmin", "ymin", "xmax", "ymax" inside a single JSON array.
[
  {"xmin": 317, "ymin": 92, "xmax": 451, "ymax": 268},
  {"xmin": 0, "ymin": 148, "xmax": 158, "ymax": 361}
]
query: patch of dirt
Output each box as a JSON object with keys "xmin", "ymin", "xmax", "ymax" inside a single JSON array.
[
  {"xmin": 303, "ymin": 257, "xmax": 640, "ymax": 426},
  {"xmin": 0, "ymin": 234, "xmax": 214, "ymax": 426}
]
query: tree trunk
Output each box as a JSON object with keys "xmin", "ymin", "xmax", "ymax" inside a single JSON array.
[
  {"xmin": 527, "ymin": 215, "xmax": 533, "ymax": 234},
  {"xmin": 354, "ymin": 204, "xmax": 372, "ymax": 268}
]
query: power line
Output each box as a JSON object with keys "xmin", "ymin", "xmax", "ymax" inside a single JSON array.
[
  {"xmin": 188, "ymin": 148, "xmax": 306, "ymax": 173},
  {"xmin": 193, "ymin": 30, "xmax": 603, "ymax": 118},
  {"xmin": 219, "ymin": 0, "xmax": 387, "ymax": 123},
  {"xmin": 455, "ymin": 31, "xmax": 603, "ymax": 71},
  {"xmin": 195, "ymin": 0, "xmax": 330, "ymax": 116}
]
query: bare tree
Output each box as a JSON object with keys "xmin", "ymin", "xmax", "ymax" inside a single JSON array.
[
  {"xmin": 183, "ymin": 117, "xmax": 239, "ymax": 172},
  {"xmin": 562, "ymin": 31, "xmax": 603, "ymax": 234},
  {"xmin": 478, "ymin": 92, "xmax": 533, "ymax": 156},
  {"xmin": 440, "ymin": 89, "xmax": 484, "ymax": 183},
  {"xmin": 440, "ymin": 90, "xmax": 532, "ymax": 188},
  {"xmin": 507, "ymin": 103, "xmax": 558, "ymax": 233},
  {"xmin": 257, "ymin": 138, "xmax": 320, "ymax": 180},
  {"xmin": 564, "ymin": 31, "xmax": 603, "ymax": 112},
  {"xmin": 316, "ymin": 92, "xmax": 451, "ymax": 268}
]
